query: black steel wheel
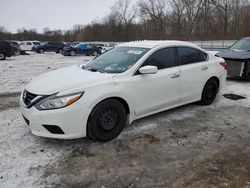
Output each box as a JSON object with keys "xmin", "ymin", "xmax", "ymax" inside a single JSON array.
[
  {"xmin": 87, "ymin": 99, "xmax": 127, "ymax": 142},
  {"xmin": 200, "ymin": 79, "xmax": 219, "ymax": 105}
]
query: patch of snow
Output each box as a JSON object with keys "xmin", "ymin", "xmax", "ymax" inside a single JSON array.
[{"xmin": 0, "ymin": 53, "xmax": 93, "ymax": 94}]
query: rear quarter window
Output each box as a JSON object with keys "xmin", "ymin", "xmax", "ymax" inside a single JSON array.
[{"xmin": 178, "ymin": 47, "xmax": 208, "ymax": 65}]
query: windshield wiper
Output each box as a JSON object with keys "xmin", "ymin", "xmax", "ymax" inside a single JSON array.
[{"xmin": 87, "ymin": 67, "xmax": 105, "ymax": 73}]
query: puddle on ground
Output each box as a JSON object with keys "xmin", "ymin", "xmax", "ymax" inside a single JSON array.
[{"xmin": 223, "ymin": 93, "xmax": 246, "ymax": 101}]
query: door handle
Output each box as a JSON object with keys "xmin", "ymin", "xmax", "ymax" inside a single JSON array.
[
  {"xmin": 201, "ymin": 66, "xmax": 208, "ymax": 70},
  {"xmin": 171, "ymin": 73, "xmax": 180, "ymax": 78}
]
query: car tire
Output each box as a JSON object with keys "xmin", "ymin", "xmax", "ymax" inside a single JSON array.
[
  {"xmin": 87, "ymin": 99, "xmax": 127, "ymax": 142},
  {"xmin": 38, "ymin": 49, "xmax": 44, "ymax": 54},
  {"xmin": 70, "ymin": 50, "xmax": 76, "ymax": 56},
  {"xmin": 58, "ymin": 49, "xmax": 63, "ymax": 54},
  {"xmin": 92, "ymin": 51, "xmax": 98, "ymax": 56},
  {"xmin": 199, "ymin": 78, "xmax": 219, "ymax": 105},
  {"xmin": 0, "ymin": 53, "xmax": 6, "ymax": 60}
]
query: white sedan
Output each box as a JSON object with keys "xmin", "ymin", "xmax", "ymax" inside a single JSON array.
[
  {"xmin": 20, "ymin": 41, "xmax": 227, "ymax": 141},
  {"xmin": 19, "ymin": 41, "xmax": 41, "ymax": 51}
]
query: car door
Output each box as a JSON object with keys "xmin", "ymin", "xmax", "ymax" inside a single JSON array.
[
  {"xmin": 86, "ymin": 44, "xmax": 95, "ymax": 54},
  {"xmin": 131, "ymin": 47, "xmax": 181, "ymax": 116},
  {"xmin": 46, "ymin": 42, "xmax": 53, "ymax": 51},
  {"xmin": 26, "ymin": 42, "xmax": 32, "ymax": 51},
  {"xmin": 177, "ymin": 47, "xmax": 209, "ymax": 103},
  {"xmin": 79, "ymin": 44, "xmax": 87, "ymax": 54}
]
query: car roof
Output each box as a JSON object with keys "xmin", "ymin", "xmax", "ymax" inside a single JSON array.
[
  {"xmin": 119, "ymin": 40, "xmax": 200, "ymax": 49},
  {"xmin": 242, "ymin": 37, "xmax": 250, "ymax": 40}
]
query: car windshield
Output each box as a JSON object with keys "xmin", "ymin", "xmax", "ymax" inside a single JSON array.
[
  {"xmin": 230, "ymin": 39, "xmax": 250, "ymax": 51},
  {"xmin": 84, "ymin": 47, "xmax": 149, "ymax": 73},
  {"xmin": 74, "ymin": 44, "xmax": 85, "ymax": 48}
]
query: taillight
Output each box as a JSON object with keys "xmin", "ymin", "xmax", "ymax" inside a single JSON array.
[{"xmin": 220, "ymin": 61, "xmax": 227, "ymax": 70}]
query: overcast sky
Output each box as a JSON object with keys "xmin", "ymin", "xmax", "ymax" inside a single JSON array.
[{"xmin": 0, "ymin": 0, "xmax": 119, "ymax": 33}]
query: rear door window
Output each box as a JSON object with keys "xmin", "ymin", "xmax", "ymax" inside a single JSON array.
[{"xmin": 178, "ymin": 47, "xmax": 208, "ymax": 65}]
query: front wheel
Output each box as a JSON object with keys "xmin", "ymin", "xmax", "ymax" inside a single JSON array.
[
  {"xmin": 57, "ymin": 49, "xmax": 63, "ymax": 54},
  {"xmin": 0, "ymin": 53, "xmax": 6, "ymax": 60},
  {"xmin": 38, "ymin": 49, "xmax": 44, "ymax": 54},
  {"xmin": 87, "ymin": 99, "xmax": 127, "ymax": 142},
  {"xmin": 92, "ymin": 51, "xmax": 98, "ymax": 56},
  {"xmin": 70, "ymin": 50, "xmax": 76, "ymax": 56},
  {"xmin": 200, "ymin": 79, "xmax": 219, "ymax": 105}
]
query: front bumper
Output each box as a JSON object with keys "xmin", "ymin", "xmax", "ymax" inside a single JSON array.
[
  {"xmin": 20, "ymin": 101, "xmax": 91, "ymax": 139},
  {"xmin": 226, "ymin": 60, "xmax": 245, "ymax": 77}
]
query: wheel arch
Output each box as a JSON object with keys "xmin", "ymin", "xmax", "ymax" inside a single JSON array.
[
  {"xmin": 207, "ymin": 76, "xmax": 220, "ymax": 89},
  {"xmin": 86, "ymin": 96, "xmax": 131, "ymax": 139},
  {"xmin": 89, "ymin": 97, "xmax": 130, "ymax": 115}
]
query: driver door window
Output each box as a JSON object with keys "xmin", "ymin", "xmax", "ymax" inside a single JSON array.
[{"xmin": 142, "ymin": 47, "xmax": 177, "ymax": 70}]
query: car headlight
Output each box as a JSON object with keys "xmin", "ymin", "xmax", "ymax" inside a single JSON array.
[{"xmin": 35, "ymin": 92, "xmax": 84, "ymax": 110}]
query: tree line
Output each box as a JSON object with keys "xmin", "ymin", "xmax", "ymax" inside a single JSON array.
[{"xmin": 1, "ymin": 0, "xmax": 250, "ymax": 42}]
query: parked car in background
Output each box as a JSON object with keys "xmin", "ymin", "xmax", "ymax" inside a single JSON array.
[
  {"xmin": 216, "ymin": 37, "xmax": 250, "ymax": 80},
  {"xmin": 20, "ymin": 41, "xmax": 41, "ymax": 51},
  {"xmin": 32, "ymin": 42, "xmax": 66, "ymax": 53},
  {"xmin": 101, "ymin": 43, "xmax": 116, "ymax": 53},
  {"xmin": 0, "ymin": 40, "xmax": 16, "ymax": 60},
  {"xmin": 62, "ymin": 43, "xmax": 102, "ymax": 56},
  {"xmin": 20, "ymin": 41, "xmax": 226, "ymax": 141},
  {"xmin": 6, "ymin": 40, "xmax": 20, "ymax": 54}
]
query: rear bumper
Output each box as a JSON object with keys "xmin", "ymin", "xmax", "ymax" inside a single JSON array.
[{"xmin": 20, "ymin": 101, "xmax": 91, "ymax": 139}]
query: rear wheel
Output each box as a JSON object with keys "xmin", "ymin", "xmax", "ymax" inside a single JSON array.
[
  {"xmin": 200, "ymin": 79, "xmax": 219, "ymax": 105},
  {"xmin": 70, "ymin": 50, "xmax": 76, "ymax": 56},
  {"xmin": 87, "ymin": 99, "xmax": 127, "ymax": 142},
  {"xmin": 0, "ymin": 53, "xmax": 6, "ymax": 60},
  {"xmin": 38, "ymin": 49, "xmax": 44, "ymax": 53},
  {"xmin": 57, "ymin": 49, "xmax": 63, "ymax": 54},
  {"xmin": 92, "ymin": 51, "xmax": 98, "ymax": 56}
]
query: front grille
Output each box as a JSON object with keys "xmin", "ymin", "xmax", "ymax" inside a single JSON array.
[
  {"xmin": 43, "ymin": 125, "xmax": 65, "ymax": 134},
  {"xmin": 226, "ymin": 60, "xmax": 245, "ymax": 77},
  {"xmin": 22, "ymin": 90, "xmax": 38, "ymax": 107}
]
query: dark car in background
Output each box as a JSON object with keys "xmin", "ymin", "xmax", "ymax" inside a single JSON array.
[
  {"xmin": 0, "ymin": 40, "xmax": 17, "ymax": 60},
  {"xmin": 216, "ymin": 37, "xmax": 250, "ymax": 80},
  {"xmin": 32, "ymin": 42, "xmax": 66, "ymax": 53},
  {"xmin": 6, "ymin": 40, "xmax": 20, "ymax": 54},
  {"xmin": 62, "ymin": 43, "xmax": 102, "ymax": 56}
]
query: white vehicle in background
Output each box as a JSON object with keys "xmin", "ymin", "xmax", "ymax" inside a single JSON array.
[
  {"xmin": 101, "ymin": 43, "xmax": 117, "ymax": 53},
  {"xmin": 19, "ymin": 41, "xmax": 41, "ymax": 51},
  {"xmin": 20, "ymin": 41, "xmax": 227, "ymax": 142}
]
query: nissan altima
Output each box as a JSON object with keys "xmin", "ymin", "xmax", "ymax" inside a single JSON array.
[{"xmin": 20, "ymin": 41, "xmax": 227, "ymax": 141}]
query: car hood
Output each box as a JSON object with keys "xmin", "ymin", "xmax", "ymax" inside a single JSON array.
[
  {"xmin": 25, "ymin": 65, "xmax": 115, "ymax": 95},
  {"xmin": 216, "ymin": 49, "xmax": 250, "ymax": 60}
]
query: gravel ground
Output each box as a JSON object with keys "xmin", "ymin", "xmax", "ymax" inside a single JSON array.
[{"xmin": 0, "ymin": 54, "xmax": 250, "ymax": 188}]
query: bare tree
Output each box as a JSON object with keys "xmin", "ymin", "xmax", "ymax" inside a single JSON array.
[
  {"xmin": 139, "ymin": 0, "xmax": 168, "ymax": 39},
  {"xmin": 209, "ymin": 0, "xmax": 234, "ymax": 38},
  {"xmin": 111, "ymin": 0, "xmax": 137, "ymax": 41}
]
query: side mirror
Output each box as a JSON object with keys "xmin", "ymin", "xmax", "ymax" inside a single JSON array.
[{"xmin": 139, "ymin": 65, "xmax": 158, "ymax": 74}]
